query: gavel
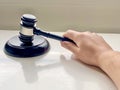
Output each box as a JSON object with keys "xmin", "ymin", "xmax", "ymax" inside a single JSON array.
[
  {"xmin": 19, "ymin": 14, "xmax": 75, "ymax": 44},
  {"xmin": 4, "ymin": 14, "xmax": 75, "ymax": 57}
]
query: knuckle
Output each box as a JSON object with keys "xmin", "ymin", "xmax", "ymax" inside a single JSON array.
[
  {"xmin": 65, "ymin": 30, "xmax": 74, "ymax": 37},
  {"xmin": 65, "ymin": 30, "xmax": 72, "ymax": 35},
  {"xmin": 66, "ymin": 30, "xmax": 73, "ymax": 34},
  {"xmin": 78, "ymin": 33, "xmax": 85, "ymax": 38},
  {"xmin": 85, "ymin": 31, "xmax": 91, "ymax": 34}
]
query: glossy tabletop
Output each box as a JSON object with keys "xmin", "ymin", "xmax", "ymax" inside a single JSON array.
[{"xmin": 0, "ymin": 30, "xmax": 119, "ymax": 90}]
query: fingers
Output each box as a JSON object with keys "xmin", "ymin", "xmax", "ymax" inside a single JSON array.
[
  {"xmin": 63, "ymin": 30, "xmax": 96, "ymax": 42},
  {"xmin": 63, "ymin": 30, "xmax": 80, "ymax": 41},
  {"xmin": 61, "ymin": 41, "xmax": 79, "ymax": 54},
  {"xmin": 61, "ymin": 30, "xmax": 100, "ymax": 54}
]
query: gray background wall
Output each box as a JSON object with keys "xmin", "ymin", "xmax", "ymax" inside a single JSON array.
[{"xmin": 0, "ymin": 0, "xmax": 120, "ymax": 33}]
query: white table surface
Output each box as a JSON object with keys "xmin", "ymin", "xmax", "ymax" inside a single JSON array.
[{"xmin": 0, "ymin": 30, "xmax": 119, "ymax": 90}]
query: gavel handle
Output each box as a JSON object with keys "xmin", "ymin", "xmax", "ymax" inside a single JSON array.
[{"xmin": 33, "ymin": 28, "xmax": 76, "ymax": 44}]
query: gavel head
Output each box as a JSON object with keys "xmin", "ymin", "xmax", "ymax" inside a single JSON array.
[
  {"xmin": 4, "ymin": 14, "xmax": 50, "ymax": 57},
  {"xmin": 19, "ymin": 14, "xmax": 37, "ymax": 44}
]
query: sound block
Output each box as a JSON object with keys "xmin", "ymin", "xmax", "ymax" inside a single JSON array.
[{"xmin": 4, "ymin": 35, "xmax": 50, "ymax": 57}]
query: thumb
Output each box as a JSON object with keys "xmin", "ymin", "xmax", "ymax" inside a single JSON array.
[{"xmin": 61, "ymin": 41, "xmax": 78, "ymax": 54}]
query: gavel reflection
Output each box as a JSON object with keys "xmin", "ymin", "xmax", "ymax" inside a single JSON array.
[{"xmin": 10, "ymin": 54, "xmax": 61, "ymax": 83}]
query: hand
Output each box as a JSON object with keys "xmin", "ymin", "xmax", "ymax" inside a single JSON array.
[{"xmin": 61, "ymin": 30, "xmax": 113, "ymax": 67}]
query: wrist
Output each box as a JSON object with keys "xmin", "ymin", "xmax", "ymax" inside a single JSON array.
[
  {"xmin": 97, "ymin": 50, "xmax": 115, "ymax": 68},
  {"xmin": 97, "ymin": 50, "xmax": 120, "ymax": 71},
  {"xmin": 97, "ymin": 50, "xmax": 120, "ymax": 89}
]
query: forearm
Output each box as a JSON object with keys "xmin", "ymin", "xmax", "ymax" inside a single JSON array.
[{"xmin": 98, "ymin": 51, "xmax": 120, "ymax": 89}]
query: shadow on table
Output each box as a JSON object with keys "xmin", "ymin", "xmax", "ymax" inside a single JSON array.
[
  {"xmin": 5, "ymin": 53, "xmax": 116, "ymax": 90},
  {"xmin": 60, "ymin": 55, "xmax": 116, "ymax": 90}
]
